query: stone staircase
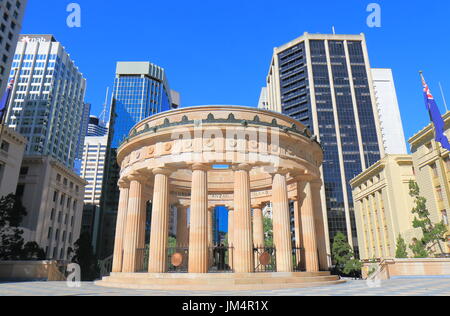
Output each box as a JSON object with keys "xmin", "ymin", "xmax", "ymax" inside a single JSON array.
[{"xmin": 95, "ymin": 272, "xmax": 345, "ymax": 291}]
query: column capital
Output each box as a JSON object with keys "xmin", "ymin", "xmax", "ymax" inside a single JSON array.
[
  {"xmin": 152, "ymin": 167, "xmax": 174, "ymax": 176},
  {"xmin": 310, "ymin": 178, "xmax": 323, "ymax": 189},
  {"xmin": 295, "ymin": 174, "xmax": 315, "ymax": 183},
  {"xmin": 268, "ymin": 167, "xmax": 290, "ymax": 177},
  {"xmin": 128, "ymin": 172, "xmax": 147, "ymax": 183},
  {"xmin": 251, "ymin": 202, "xmax": 263, "ymax": 209},
  {"xmin": 232, "ymin": 163, "xmax": 252, "ymax": 172},
  {"xmin": 118, "ymin": 178, "xmax": 130, "ymax": 189},
  {"xmin": 191, "ymin": 163, "xmax": 211, "ymax": 172}
]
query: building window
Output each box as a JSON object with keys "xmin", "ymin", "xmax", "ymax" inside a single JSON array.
[
  {"xmin": 431, "ymin": 163, "xmax": 439, "ymax": 178},
  {"xmin": 442, "ymin": 210, "xmax": 449, "ymax": 226},
  {"xmin": 436, "ymin": 186, "xmax": 444, "ymax": 201},
  {"xmin": 53, "ymin": 190, "xmax": 59, "ymax": 202},
  {"xmin": 19, "ymin": 167, "xmax": 29, "ymax": 175},
  {"xmin": 1, "ymin": 140, "xmax": 10, "ymax": 152}
]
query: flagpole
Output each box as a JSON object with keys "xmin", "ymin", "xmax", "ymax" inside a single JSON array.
[
  {"xmin": 421, "ymin": 71, "xmax": 447, "ymax": 254},
  {"xmin": 439, "ymin": 82, "xmax": 449, "ymax": 113}
]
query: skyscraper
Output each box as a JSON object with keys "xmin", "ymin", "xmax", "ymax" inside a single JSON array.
[
  {"xmin": 76, "ymin": 102, "xmax": 91, "ymax": 159},
  {"xmin": 0, "ymin": 0, "xmax": 27, "ymax": 95},
  {"xmin": 263, "ymin": 33, "xmax": 385, "ymax": 252},
  {"xmin": 87, "ymin": 115, "xmax": 108, "ymax": 137},
  {"xmin": 371, "ymin": 68, "xmax": 407, "ymax": 155},
  {"xmin": 80, "ymin": 133, "xmax": 108, "ymax": 251},
  {"xmin": 6, "ymin": 35, "xmax": 87, "ymax": 169},
  {"xmin": 97, "ymin": 62, "xmax": 177, "ymax": 257},
  {"xmin": 111, "ymin": 62, "xmax": 173, "ymax": 148}
]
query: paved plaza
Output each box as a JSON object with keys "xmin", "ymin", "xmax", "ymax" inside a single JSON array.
[{"xmin": 0, "ymin": 278, "xmax": 449, "ymax": 296}]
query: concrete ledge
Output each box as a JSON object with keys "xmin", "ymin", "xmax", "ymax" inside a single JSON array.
[
  {"xmin": 363, "ymin": 258, "xmax": 450, "ymax": 280},
  {"xmin": 96, "ymin": 272, "xmax": 345, "ymax": 291},
  {"xmin": 0, "ymin": 261, "xmax": 66, "ymax": 281}
]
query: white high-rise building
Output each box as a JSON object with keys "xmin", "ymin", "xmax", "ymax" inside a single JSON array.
[
  {"xmin": 6, "ymin": 35, "xmax": 87, "ymax": 169},
  {"xmin": 0, "ymin": 0, "xmax": 27, "ymax": 94},
  {"xmin": 81, "ymin": 135, "xmax": 108, "ymax": 206},
  {"xmin": 371, "ymin": 68, "xmax": 408, "ymax": 155},
  {"xmin": 258, "ymin": 87, "xmax": 268, "ymax": 110}
]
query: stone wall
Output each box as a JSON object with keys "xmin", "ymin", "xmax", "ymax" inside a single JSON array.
[
  {"xmin": 0, "ymin": 261, "xmax": 66, "ymax": 281},
  {"xmin": 363, "ymin": 258, "xmax": 450, "ymax": 280}
]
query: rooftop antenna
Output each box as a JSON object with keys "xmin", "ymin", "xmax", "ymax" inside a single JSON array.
[
  {"xmin": 332, "ymin": 26, "xmax": 336, "ymax": 35},
  {"xmin": 439, "ymin": 82, "xmax": 449, "ymax": 113},
  {"xmin": 99, "ymin": 87, "xmax": 109, "ymax": 125}
]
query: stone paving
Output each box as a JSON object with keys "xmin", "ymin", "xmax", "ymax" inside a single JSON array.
[{"xmin": 0, "ymin": 277, "xmax": 450, "ymax": 296}]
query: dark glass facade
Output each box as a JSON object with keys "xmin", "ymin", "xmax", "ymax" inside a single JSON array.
[
  {"xmin": 97, "ymin": 70, "xmax": 173, "ymax": 258},
  {"xmin": 277, "ymin": 38, "xmax": 381, "ymax": 253}
]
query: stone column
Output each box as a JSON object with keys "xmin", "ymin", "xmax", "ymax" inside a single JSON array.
[
  {"xmin": 252, "ymin": 204, "xmax": 265, "ymax": 248},
  {"xmin": 176, "ymin": 205, "xmax": 189, "ymax": 248},
  {"xmin": 300, "ymin": 181, "xmax": 319, "ymax": 272},
  {"xmin": 208, "ymin": 207, "xmax": 214, "ymax": 247},
  {"xmin": 293, "ymin": 193, "xmax": 305, "ymax": 270},
  {"xmin": 208, "ymin": 206, "xmax": 215, "ymax": 267},
  {"xmin": 148, "ymin": 168, "xmax": 171, "ymax": 273},
  {"xmin": 233, "ymin": 164, "xmax": 254, "ymax": 273},
  {"xmin": 311, "ymin": 180, "xmax": 329, "ymax": 271},
  {"xmin": 228, "ymin": 208, "xmax": 234, "ymax": 269},
  {"xmin": 188, "ymin": 164, "xmax": 209, "ymax": 273},
  {"xmin": 271, "ymin": 171, "xmax": 293, "ymax": 272},
  {"xmin": 112, "ymin": 180, "xmax": 130, "ymax": 273},
  {"xmin": 122, "ymin": 174, "xmax": 146, "ymax": 273}
]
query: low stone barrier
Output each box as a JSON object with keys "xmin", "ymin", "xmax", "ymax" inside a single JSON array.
[
  {"xmin": 0, "ymin": 261, "xmax": 66, "ymax": 281},
  {"xmin": 363, "ymin": 258, "xmax": 450, "ymax": 280}
]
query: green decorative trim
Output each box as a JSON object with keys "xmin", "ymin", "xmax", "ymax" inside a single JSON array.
[{"xmin": 118, "ymin": 113, "xmax": 322, "ymax": 150}]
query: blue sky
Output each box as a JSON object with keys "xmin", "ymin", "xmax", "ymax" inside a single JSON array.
[
  {"xmin": 21, "ymin": 0, "xmax": 450, "ymax": 145},
  {"xmin": 20, "ymin": 0, "xmax": 450, "ymax": 232}
]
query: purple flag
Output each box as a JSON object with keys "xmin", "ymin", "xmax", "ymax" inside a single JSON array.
[{"xmin": 421, "ymin": 73, "xmax": 450, "ymax": 151}]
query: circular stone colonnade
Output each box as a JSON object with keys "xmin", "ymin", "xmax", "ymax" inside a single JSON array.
[{"xmin": 96, "ymin": 106, "xmax": 343, "ymax": 290}]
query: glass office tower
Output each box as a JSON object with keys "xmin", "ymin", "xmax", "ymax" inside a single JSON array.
[
  {"xmin": 264, "ymin": 33, "xmax": 385, "ymax": 255},
  {"xmin": 6, "ymin": 35, "xmax": 87, "ymax": 169},
  {"xmin": 97, "ymin": 62, "xmax": 175, "ymax": 258}
]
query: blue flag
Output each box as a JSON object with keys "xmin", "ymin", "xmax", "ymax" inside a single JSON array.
[
  {"xmin": 0, "ymin": 77, "xmax": 14, "ymax": 123},
  {"xmin": 421, "ymin": 73, "xmax": 450, "ymax": 151}
]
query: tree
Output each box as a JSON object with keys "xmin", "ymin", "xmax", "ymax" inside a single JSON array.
[
  {"xmin": 70, "ymin": 232, "xmax": 99, "ymax": 281},
  {"xmin": 408, "ymin": 181, "xmax": 448, "ymax": 258},
  {"xmin": 168, "ymin": 236, "xmax": 177, "ymax": 248},
  {"xmin": 263, "ymin": 217, "xmax": 273, "ymax": 247},
  {"xmin": 0, "ymin": 194, "xmax": 45, "ymax": 260},
  {"xmin": 331, "ymin": 232, "xmax": 362, "ymax": 278},
  {"xmin": 395, "ymin": 234, "xmax": 408, "ymax": 259}
]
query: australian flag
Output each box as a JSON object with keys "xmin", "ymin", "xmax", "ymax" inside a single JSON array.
[
  {"xmin": 0, "ymin": 77, "xmax": 14, "ymax": 124},
  {"xmin": 421, "ymin": 72, "xmax": 450, "ymax": 151}
]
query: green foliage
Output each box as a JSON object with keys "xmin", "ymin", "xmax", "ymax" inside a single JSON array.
[
  {"xmin": 331, "ymin": 232, "xmax": 362, "ymax": 278},
  {"xmin": 0, "ymin": 194, "xmax": 45, "ymax": 260},
  {"xmin": 408, "ymin": 181, "xmax": 447, "ymax": 258},
  {"xmin": 168, "ymin": 236, "xmax": 177, "ymax": 248},
  {"xmin": 263, "ymin": 217, "xmax": 273, "ymax": 247},
  {"xmin": 395, "ymin": 234, "xmax": 409, "ymax": 258},
  {"xmin": 70, "ymin": 232, "xmax": 99, "ymax": 281}
]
